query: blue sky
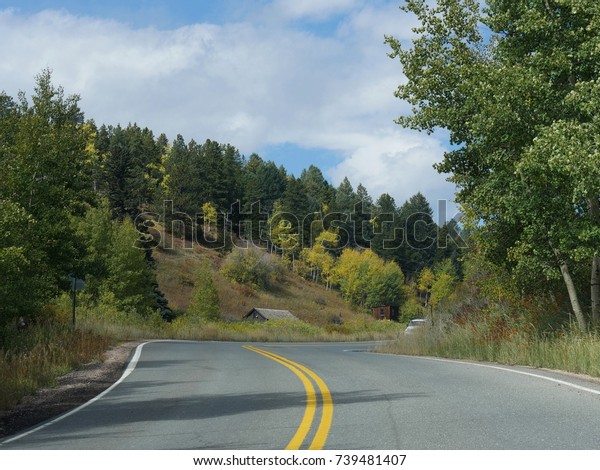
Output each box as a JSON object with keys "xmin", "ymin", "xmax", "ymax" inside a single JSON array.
[
  {"xmin": 0, "ymin": 1, "xmax": 255, "ymax": 28},
  {"xmin": 0, "ymin": 0, "xmax": 457, "ymax": 220}
]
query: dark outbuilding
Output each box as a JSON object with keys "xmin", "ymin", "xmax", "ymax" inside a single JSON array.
[
  {"xmin": 372, "ymin": 306, "xmax": 400, "ymax": 322},
  {"xmin": 243, "ymin": 308, "xmax": 298, "ymax": 322}
]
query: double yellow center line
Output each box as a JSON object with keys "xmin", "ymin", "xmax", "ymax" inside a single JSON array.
[{"xmin": 244, "ymin": 345, "xmax": 333, "ymax": 450}]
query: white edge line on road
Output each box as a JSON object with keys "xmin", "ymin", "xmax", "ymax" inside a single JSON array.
[
  {"xmin": 373, "ymin": 352, "xmax": 600, "ymax": 397},
  {"xmin": 1, "ymin": 341, "xmax": 150, "ymax": 445}
]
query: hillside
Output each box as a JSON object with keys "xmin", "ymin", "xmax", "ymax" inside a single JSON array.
[{"xmin": 153, "ymin": 232, "xmax": 384, "ymax": 329}]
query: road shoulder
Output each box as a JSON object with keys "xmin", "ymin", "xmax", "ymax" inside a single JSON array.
[{"xmin": 0, "ymin": 341, "xmax": 140, "ymax": 439}]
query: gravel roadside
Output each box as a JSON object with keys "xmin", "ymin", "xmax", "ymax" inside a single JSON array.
[{"xmin": 0, "ymin": 341, "xmax": 141, "ymax": 439}]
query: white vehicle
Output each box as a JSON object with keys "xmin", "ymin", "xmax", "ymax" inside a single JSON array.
[{"xmin": 404, "ymin": 318, "xmax": 428, "ymax": 335}]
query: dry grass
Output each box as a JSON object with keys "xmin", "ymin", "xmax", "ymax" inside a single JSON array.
[
  {"xmin": 154, "ymin": 231, "xmax": 222, "ymax": 312},
  {"xmin": 153, "ymin": 235, "xmax": 385, "ymax": 329},
  {"xmin": 379, "ymin": 323, "xmax": 600, "ymax": 378},
  {"xmin": 77, "ymin": 314, "xmax": 402, "ymax": 343},
  {"xmin": 0, "ymin": 322, "xmax": 111, "ymax": 412}
]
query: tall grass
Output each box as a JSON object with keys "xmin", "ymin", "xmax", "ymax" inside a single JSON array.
[
  {"xmin": 0, "ymin": 322, "xmax": 110, "ymax": 412},
  {"xmin": 79, "ymin": 312, "xmax": 404, "ymax": 343},
  {"xmin": 380, "ymin": 323, "xmax": 600, "ymax": 378}
]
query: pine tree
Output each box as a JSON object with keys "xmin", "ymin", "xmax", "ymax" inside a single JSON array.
[
  {"xmin": 163, "ymin": 135, "xmax": 202, "ymax": 217},
  {"xmin": 278, "ymin": 176, "xmax": 311, "ymax": 248},
  {"xmin": 354, "ymin": 183, "xmax": 374, "ymax": 249},
  {"xmin": 397, "ymin": 192, "xmax": 437, "ymax": 279},
  {"xmin": 102, "ymin": 217, "xmax": 156, "ymax": 316},
  {"xmin": 300, "ymin": 165, "xmax": 333, "ymax": 213},
  {"xmin": 334, "ymin": 177, "xmax": 359, "ymax": 249},
  {"xmin": 371, "ymin": 193, "xmax": 401, "ymax": 260}
]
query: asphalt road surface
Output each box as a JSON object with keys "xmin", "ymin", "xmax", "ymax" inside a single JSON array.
[{"xmin": 2, "ymin": 340, "xmax": 600, "ymax": 449}]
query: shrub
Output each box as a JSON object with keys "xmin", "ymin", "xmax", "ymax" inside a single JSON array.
[{"xmin": 221, "ymin": 247, "xmax": 284, "ymax": 290}]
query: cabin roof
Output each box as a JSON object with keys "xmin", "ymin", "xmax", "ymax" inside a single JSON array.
[{"xmin": 244, "ymin": 308, "xmax": 298, "ymax": 320}]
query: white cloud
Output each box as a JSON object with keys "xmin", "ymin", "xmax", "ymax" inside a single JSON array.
[
  {"xmin": 0, "ymin": 2, "xmax": 456, "ymax": 215},
  {"xmin": 327, "ymin": 129, "xmax": 458, "ymax": 220},
  {"xmin": 271, "ymin": 0, "xmax": 361, "ymax": 21}
]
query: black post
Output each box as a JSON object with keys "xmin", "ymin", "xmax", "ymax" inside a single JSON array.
[{"xmin": 71, "ymin": 276, "xmax": 76, "ymax": 329}]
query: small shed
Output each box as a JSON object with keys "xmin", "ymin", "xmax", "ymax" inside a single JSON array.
[
  {"xmin": 372, "ymin": 305, "xmax": 400, "ymax": 322},
  {"xmin": 243, "ymin": 308, "xmax": 298, "ymax": 322}
]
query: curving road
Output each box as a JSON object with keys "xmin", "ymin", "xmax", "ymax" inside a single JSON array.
[{"xmin": 2, "ymin": 340, "xmax": 600, "ymax": 449}]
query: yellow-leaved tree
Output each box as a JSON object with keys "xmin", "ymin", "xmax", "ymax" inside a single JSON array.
[
  {"xmin": 301, "ymin": 229, "xmax": 338, "ymax": 288},
  {"xmin": 333, "ymin": 248, "xmax": 406, "ymax": 309}
]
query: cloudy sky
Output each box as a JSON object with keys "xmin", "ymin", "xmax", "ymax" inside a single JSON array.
[{"xmin": 0, "ymin": 0, "xmax": 457, "ymax": 220}]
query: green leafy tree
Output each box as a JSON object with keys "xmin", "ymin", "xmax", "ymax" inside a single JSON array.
[
  {"xmin": 333, "ymin": 249, "xmax": 375, "ymax": 307},
  {"xmin": 0, "ymin": 70, "xmax": 93, "ymax": 318},
  {"xmin": 386, "ymin": 0, "xmax": 600, "ymax": 331},
  {"xmin": 0, "ymin": 200, "xmax": 53, "ymax": 325},
  {"xmin": 73, "ymin": 200, "xmax": 114, "ymax": 298},
  {"xmin": 434, "ymin": 219, "xmax": 466, "ymax": 279},
  {"xmin": 365, "ymin": 259, "xmax": 406, "ymax": 308},
  {"xmin": 189, "ymin": 259, "xmax": 220, "ymax": 321}
]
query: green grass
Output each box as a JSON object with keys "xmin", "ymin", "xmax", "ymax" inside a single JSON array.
[{"xmin": 379, "ymin": 323, "xmax": 600, "ymax": 378}]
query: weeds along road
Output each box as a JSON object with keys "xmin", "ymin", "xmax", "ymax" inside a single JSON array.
[{"xmin": 2, "ymin": 340, "xmax": 600, "ymax": 450}]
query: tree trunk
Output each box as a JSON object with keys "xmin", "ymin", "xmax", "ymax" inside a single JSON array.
[
  {"xmin": 592, "ymin": 255, "xmax": 600, "ymax": 328},
  {"xmin": 553, "ymin": 246, "xmax": 588, "ymax": 333},
  {"xmin": 589, "ymin": 197, "xmax": 600, "ymax": 328}
]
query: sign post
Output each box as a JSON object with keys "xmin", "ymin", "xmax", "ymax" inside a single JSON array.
[{"xmin": 68, "ymin": 274, "xmax": 85, "ymax": 329}]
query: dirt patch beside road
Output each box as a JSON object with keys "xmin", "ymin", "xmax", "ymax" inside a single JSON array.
[{"xmin": 0, "ymin": 341, "xmax": 140, "ymax": 439}]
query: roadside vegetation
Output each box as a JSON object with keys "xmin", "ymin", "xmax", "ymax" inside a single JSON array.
[
  {"xmin": 5, "ymin": 0, "xmax": 600, "ymax": 416},
  {"xmin": 0, "ymin": 321, "xmax": 110, "ymax": 412},
  {"xmin": 379, "ymin": 252, "xmax": 600, "ymax": 377},
  {"xmin": 381, "ymin": 327, "xmax": 600, "ymax": 378},
  {"xmin": 376, "ymin": 1, "xmax": 600, "ymax": 377}
]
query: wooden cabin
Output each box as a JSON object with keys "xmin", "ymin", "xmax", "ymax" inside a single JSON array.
[{"xmin": 372, "ymin": 305, "xmax": 400, "ymax": 322}]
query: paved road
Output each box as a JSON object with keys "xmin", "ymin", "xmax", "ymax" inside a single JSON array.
[{"xmin": 2, "ymin": 340, "xmax": 600, "ymax": 449}]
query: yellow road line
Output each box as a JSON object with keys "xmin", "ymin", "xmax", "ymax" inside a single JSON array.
[
  {"xmin": 244, "ymin": 345, "xmax": 333, "ymax": 450},
  {"xmin": 244, "ymin": 346, "xmax": 317, "ymax": 449},
  {"xmin": 254, "ymin": 348, "xmax": 333, "ymax": 450}
]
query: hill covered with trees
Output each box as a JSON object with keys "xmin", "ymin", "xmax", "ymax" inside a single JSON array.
[{"xmin": 0, "ymin": 69, "xmax": 465, "ymax": 337}]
